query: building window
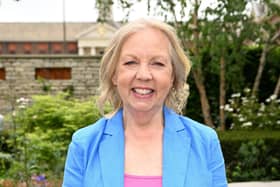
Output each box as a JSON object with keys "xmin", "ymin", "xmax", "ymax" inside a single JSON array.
[
  {"xmin": 0, "ymin": 43, "xmax": 3, "ymax": 54},
  {"xmin": 8, "ymin": 43, "xmax": 17, "ymax": 54},
  {"xmin": 37, "ymin": 43, "xmax": 49, "ymax": 54},
  {"xmin": 67, "ymin": 42, "xmax": 78, "ymax": 54},
  {"xmin": 35, "ymin": 68, "xmax": 71, "ymax": 80},
  {"xmin": 95, "ymin": 47, "xmax": 105, "ymax": 56},
  {"xmin": 52, "ymin": 43, "xmax": 63, "ymax": 54},
  {"xmin": 23, "ymin": 43, "xmax": 32, "ymax": 54},
  {"xmin": 83, "ymin": 47, "xmax": 91, "ymax": 55},
  {"xmin": 0, "ymin": 68, "xmax": 5, "ymax": 80}
]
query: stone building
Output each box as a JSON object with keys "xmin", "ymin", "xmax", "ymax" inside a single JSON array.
[
  {"xmin": 0, "ymin": 21, "xmax": 119, "ymax": 56},
  {"xmin": 0, "ymin": 21, "xmax": 119, "ymax": 114},
  {"xmin": 0, "ymin": 0, "xmax": 120, "ymax": 113}
]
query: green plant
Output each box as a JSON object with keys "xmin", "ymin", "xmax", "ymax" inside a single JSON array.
[
  {"xmin": 0, "ymin": 130, "xmax": 12, "ymax": 177},
  {"xmin": 5, "ymin": 97, "xmax": 35, "ymax": 186},
  {"xmin": 0, "ymin": 152, "xmax": 11, "ymax": 177},
  {"xmin": 37, "ymin": 77, "xmax": 52, "ymax": 93},
  {"xmin": 224, "ymin": 88, "xmax": 280, "ymax": 130},
  {"xmin": 218, "ymin": 130, "xmax": 280, "ymax": 182},
  {"xmin": 62, "ymin": 85, "xmax": 75, "ymax": 98},
  {"xmin": 227, "ymin": 139, "xmax": 279, "ymax": 181},
  {"xmin": 3, "ymin": 93, "xmax": 109, "ymax": 185}
]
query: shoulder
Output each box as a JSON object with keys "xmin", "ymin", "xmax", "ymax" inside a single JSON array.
[
  {"xmin": 71, "ymin": 117, "xmax": 108, "ymax": 147},
  {"xmin": 179, "ymin": 115, "xmax": 218, "ymax": 141},
  {"xmin": 171, "ymin": 111, "xmax": 223, "ymax": 161},
  {"xmin": 176, "ymin": 114, "xmax": 222, "ymax": 159},
  {"xmin": 165, "ymin": 107, "xmax": 218, "ymax": 145},
  {"xmin": 166, "ymin": 108, "xmax": 217, "ymax": 140}
]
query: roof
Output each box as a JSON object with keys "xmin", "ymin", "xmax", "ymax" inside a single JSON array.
[
  {"xmin": 77, "ymin": 22, "xmax": 119, "ymax": 40},
  {"xmin": 0, "ymin": 22, "xmax": 98, "ymax": 42}
]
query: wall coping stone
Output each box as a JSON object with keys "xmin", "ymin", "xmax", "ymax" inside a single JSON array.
[{"xmin": 0, "ymin": 55, "xmax": 102, "ymax": 60}]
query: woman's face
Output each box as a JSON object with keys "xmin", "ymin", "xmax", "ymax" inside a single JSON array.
[{"xmin": 112, "ymin": 27, "xmax": 174, "ymax": 113}]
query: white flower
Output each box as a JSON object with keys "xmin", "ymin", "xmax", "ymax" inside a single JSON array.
[
  {"xmin": 269, "ymin": 94, "xmax": 277, "ymax": 101},
  {"xmin": 259, "ymin": 103, "xmax": 265, "ymax": 112},
  {"xmin": 16, "ymin": 97, "xmax": 31, "ymax": 108},
  {"xmin": 242, "ymin": 121, "xmax": 253, "ymax": 127},
  {"xmin": 228, "ymin": 99, "xmax": 234, "ymax": 104},
  {"xmin": 224, "ymin": 104, "xmax": 233, "ymax": 112},
  {"xmin": 265, "ymin": 94, "xmax": 277, "ymax": 103},
  {"xmin": 277, "ymin": 120, "xmax": 280, "ymax": 125},
  {"xmin": 231, "ymin": 93, "xmax": 241, "ymax": 98},
  {"xmin": 239, "ymin": 117, "xmax": 246, "ymax": 122},
  {"xmin": 244, "ymin": 88, "xmax": 251, "ymax": 93},
  {"xmin": 18, "ymin": 105, "xmax": 26, "ymax": 109},
  {"xmin": 241, "ymin": 97, "xmax": 248, "ymax": 104},
  {"xmin": 16, "ymin": 97, "xmax": 25, "ymax": 103}
]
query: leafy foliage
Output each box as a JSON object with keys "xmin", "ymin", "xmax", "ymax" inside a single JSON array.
[
  {"xmin": 224, "ymin": 88, "xmax": 280, "ymax": 130},
  {"xmin": 219, "ymin": 130, "xmax": 280, "ymax": 182},
  {"xmin": 0, "ymin": 0, "xmax": 279, "ymax": 183},
  {"xmin": 1, "ymin": 93, "xmax": 107, "ymax": 183},
  {"xmin": 227, "ymin": 139, "xmax": 279, "ymax": 181},
  {"xmin": 231, "ymin": 140, "xmax": 279, "ymax": 181}
]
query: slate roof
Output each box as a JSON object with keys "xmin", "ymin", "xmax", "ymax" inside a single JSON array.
[{"xmin": 0, "ymin": 22, "xmax": 100, "ymax": 41}]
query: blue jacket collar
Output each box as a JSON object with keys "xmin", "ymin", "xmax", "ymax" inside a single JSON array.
[
  {"xmin": 99, "ymin": 107, "xmax": 191, "ymax": 187},
  {"xmin": 99, "ymin": 109, "xmax": 125, "ymax": 186},
  {"xmin": 162, "ymin": 107, "xmax": 191, "ymax": 187}
]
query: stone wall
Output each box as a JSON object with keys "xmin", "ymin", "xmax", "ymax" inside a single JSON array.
[{"xmin": 0, "ymin": 55, "xmax": 101, "ymax": 114}]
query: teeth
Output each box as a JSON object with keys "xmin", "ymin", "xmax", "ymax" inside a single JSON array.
[{"xmin": 134, "ymin": 88, "xmax": 153, "ymax": 95}]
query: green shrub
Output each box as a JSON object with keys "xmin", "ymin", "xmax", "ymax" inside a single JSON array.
[
  {"xmin": 0, "ymin": 131, "xmax": 12, "ymax": 177},
  {"xmin": 219, "ymin": 130, "xmax": 280, "ymax": 182},
  {"xmin": 1, "ymin": 93, "xmax": 109, "ymax": 183},
  {"xmin": 1, "ymin": 93, "xmax": 279, "ymax": 183},
  {"xmin": 224, "ymin": 88, "xmax": 280, "ymax": 130}
]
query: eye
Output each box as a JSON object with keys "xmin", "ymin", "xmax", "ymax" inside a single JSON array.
[
  {"xmin": 124, "ymin": 60, "xmax": 137, "ymax": 65},
  {"xmin": 152, "ymin": 61, "xmax": 165, "ymax": 66}
]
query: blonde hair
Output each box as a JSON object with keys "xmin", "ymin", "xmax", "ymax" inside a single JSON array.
[{"xmin": 98, "ymin": 19, "xmax": 191, "ymax": 115}]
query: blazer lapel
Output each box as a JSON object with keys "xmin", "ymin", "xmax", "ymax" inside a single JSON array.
[
  {"xmin": 162, "ymin": 107, "xmax": 191, "ymax": 187},
  {"xmin": 99, "ymin": 109, "xmax": 125, "ymax": 187}
]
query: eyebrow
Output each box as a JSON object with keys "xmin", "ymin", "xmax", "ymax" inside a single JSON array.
[
  {"xmin": 120, "ymin": 54, "xmax": 170, "ymax": 61},
  {"xmin": 119, "ymin": 54, "xmax": 138, "ymax": 62}
]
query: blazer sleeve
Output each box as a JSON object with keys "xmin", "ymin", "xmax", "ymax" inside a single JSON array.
[
  {"xmin": 208, "ymin": 132, "xmax": 228, "ymax": 187},
  {"xmin": 62, "ymin": 140, "xmax": 85, "ymax": 187}
]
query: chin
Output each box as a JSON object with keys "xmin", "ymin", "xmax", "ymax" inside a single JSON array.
[{"xmin": 129, "ymin": 103, "xmax": 162, "ymax": 113}]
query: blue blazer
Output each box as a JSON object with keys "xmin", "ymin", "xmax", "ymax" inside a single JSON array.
[{"xmin": 63, "ymin": 107, "xmax": 228, "ymax": 187}]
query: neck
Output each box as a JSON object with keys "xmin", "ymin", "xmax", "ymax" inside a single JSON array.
[{"xmin": 123, "ymin": 107, "xmax": 164, "ymax": 139}]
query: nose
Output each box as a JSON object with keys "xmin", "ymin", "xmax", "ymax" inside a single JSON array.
[{"xmin": 135, "ymin": 63, "xmax": 152, "ymax": 81}]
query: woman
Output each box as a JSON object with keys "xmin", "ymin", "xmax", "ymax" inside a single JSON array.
[{"xmin": 63, "ymin": 19, "xmax": 227, "ymax": 187}]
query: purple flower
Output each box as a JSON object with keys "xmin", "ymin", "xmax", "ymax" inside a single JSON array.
[{"xmin": 36, "ymin": 175, "xmax": 46, "ymax": 182}]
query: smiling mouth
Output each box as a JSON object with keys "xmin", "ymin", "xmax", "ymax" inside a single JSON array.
[{"xmin": 132, "ymin": 88, "xmax": 154, "ymax": 95}]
